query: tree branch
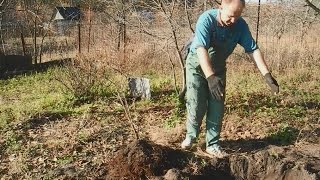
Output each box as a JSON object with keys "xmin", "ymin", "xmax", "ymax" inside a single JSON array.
[
  {"xmin": 159, "ymin": 0, "xmax": 186, "ymax": 101},
  {"xmin": 184, "ymin": 0, "xmax": 194, "ymax": 33},
  {"xmin": 0, "ymin": 0, "xmax": 5, "ymax": 6},
  {"xmin": 305, "ymin": 0, "xmax": 320, "ymax": 13},
  {"xmin": 214, "ymin": 0, "xmax": 221, "ymax": 5},
  {"xmin": 117, "ymin": 92, "xmax": 139, "ymax": 140}
]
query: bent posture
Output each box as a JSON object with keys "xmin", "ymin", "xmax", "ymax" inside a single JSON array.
[{"xmin": 181, "ymin": 0, "xmax": 279, "ymax": 158}]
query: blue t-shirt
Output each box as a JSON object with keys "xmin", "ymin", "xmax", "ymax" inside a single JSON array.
[{"xmin": 190, "ymin": 9, "xmax": 258, "ymax": 61}]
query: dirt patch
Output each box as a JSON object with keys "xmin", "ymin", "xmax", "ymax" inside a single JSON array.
[
  {"xmin": 106, "ymin": 139, "xmax": 191, "ymax": 179},
  {"xmin": 106, "ymin": 139, "xmax": 320, "ymax": 180},
  {"xmin": 106, "ymin": 139, "xmax": 233, "ymax": 179},
  {"xmin": 229, "ymin": 144, "xmax": 320, "ymax": 180},
  {"xmin": 147, "ymin": 125, "xmax": 184, "ymax": 145}
]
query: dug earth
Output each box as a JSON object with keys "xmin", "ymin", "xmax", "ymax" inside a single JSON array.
[{"xmin": 105, "ymin": 139, "xmax": 320, "ymax": 180}]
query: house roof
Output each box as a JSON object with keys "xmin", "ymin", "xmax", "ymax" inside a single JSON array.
[{"xmin": 54, "ymin": 7, "xmax": 81, "ymax": 21}]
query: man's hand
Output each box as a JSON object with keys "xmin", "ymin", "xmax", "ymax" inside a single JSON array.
[
  {"xmin": 207, "ymin": 74, "xmax": 225, "ymax": 101},
  {"xmin": 264, "ymin": 73, "xmax": 279, "ymax": 94}
]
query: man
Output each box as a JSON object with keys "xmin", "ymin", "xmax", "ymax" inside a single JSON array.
[{"xmin": 181, "ymin": 0, "xmax": 279, "ymax": 158}]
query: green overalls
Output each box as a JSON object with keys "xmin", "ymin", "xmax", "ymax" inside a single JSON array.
[{"xmin": 185, "ymin": 8, "xmax": 258, "ymax": 148}]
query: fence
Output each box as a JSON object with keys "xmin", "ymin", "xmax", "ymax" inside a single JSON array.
[
  {"xmin": 0, "ymin": 21, "xmax": 78, "ymax": 63},
  {"xmin": 0, "ymin": 3, "xmax": 319, "ymax": 71}
]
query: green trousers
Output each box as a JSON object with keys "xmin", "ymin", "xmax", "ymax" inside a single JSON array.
[{"xmin": 185, "ymin": 50, "xmax": 226, "ymax": 148}]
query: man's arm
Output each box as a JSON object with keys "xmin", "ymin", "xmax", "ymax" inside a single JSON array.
[
  {"xmin": 197, "ymin": 47, "xmax": 225, "ymax": 100},
  {"xmin": 248, "ymin": 49, "xmax": 279, "ymax": 94},
  {"xmin": 197, "ymin": 47, "xmax": 214, "ymax": 78},
  {"xmin": 248, "ymin": 49, "xmax": 269, "ymax": 76}
]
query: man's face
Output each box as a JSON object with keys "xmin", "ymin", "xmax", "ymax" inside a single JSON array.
[{"xmin": 220, "ymin": 2, "xmax": 244, "ymax": 27}]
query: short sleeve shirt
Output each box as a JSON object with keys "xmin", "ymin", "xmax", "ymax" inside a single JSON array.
[{"xmin": 190, "ymin": 9, "xmax": 258, "ymax": 61}]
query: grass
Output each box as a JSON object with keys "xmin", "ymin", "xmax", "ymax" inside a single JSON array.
[
  {"xmin": 0, "ymin": 46, "xmax": 319, "ymax": 179},
  {"xmin": 1, "ymin": 60, "xmax": 319, "ymax": 132},
  {"xmin": 4, "ymin": 130, "xmax": 21, "ymax": 152},
  {"xmin": 0, "ymin": 69, "xmax": 72, "ymax": 129},
  {"xmin": 0, "ymin": 66, "xmax": 112, "ymax": 130},
  {"xmin": 1, "ymin": 3, "xmax": 319, "ymax": 178},
  {"xmin": 0, "ymin": 65, "xmax": 320, "ymax": 178},
  {"xmin": 268, "ymin": 123, "xmax": 300, "ymax": 145},
  {"xmin": 163, "ymin": 93, "xmax": 185, "ymax": 129}
]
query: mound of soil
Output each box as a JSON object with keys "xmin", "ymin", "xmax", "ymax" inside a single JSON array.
[
  {"xmin": 106, "ymin": 139, "xmax": 191, "ymax": 179},
  {"xmin": 106, "ymin": 140, "xmax": 320, "ymax": 180}
]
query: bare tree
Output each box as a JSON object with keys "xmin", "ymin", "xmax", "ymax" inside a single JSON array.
[
  {"xmin": 19, "ymin": 0, "xmax": 44, "ymax": 64},
  {"xmin": 114, "ymin": 0, "xmax": 128, "ymax": 56},
  {"xmin": 19, "ymin": 0, "xmax": 62, "ymax": 63},
  {"xmin": 155, "ymin": 0, "xmax": 187, "ymax": 101}
]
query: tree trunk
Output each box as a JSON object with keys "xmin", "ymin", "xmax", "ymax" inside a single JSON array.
[
  {"xmin": 78, "ymin": 22, "xmax": 81, "ymax": 53},
  {"xmin": 39, "ymin": 28, "xmax": 49, "ymax": 63},
  {"xmin": 20, "ymin": 29, "xmax": 26, "ymax": 56},
  {"xmin": 0, "ymin": 2, "xmax": 5, "ymax": 55},
  {"xmin": 87, "ymin": 6, "xmax": 92, "ymax": 53},
  {"xmin": 159, "ymin": 1, "xmax": 186, "ymax": 103},
  {"xmin": 122, "ymin": 0, "xmax": 126, "ymax": 62},
  {"xmin": 33, "ymin": 17, "xmax": 37, "ymax": 64}
]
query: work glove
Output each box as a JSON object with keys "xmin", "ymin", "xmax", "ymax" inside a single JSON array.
[
  {"xmin": 207, "ymin": 74, "xmax": 225, "ymax": 101},
  {"xmin": 264, "ymin": 73, "xmax": 279, "ymax": 95}
]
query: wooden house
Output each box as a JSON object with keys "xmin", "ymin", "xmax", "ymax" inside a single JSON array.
[{"xmin": 53, "ymin": 7, "xmax": 81, "ymax": 35}]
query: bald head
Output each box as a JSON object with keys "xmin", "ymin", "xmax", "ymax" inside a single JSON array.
[
  {"xmin": 219, "ymin": 0, "xmax": 245, "ymax": 26},
  {"xmin": 222, "ymin": 0, "xmax": 245, "ymax": 8}
]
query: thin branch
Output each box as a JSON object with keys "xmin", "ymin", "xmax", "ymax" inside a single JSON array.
[
  {"xmin": 184, "ymin": 0, "xmax": 194, "ymax": 33},
  {"xmin": 0, "ymin": 0, "xmax": 5, "ymax": 6},
  {"xmin": 165, "ymin": 45, "xmax": 179, "ymax": 95},
  {"xmin": 104, "ymin": 10, "xmax": 164, "ymax": 40},
  {"xmin": 305, "ymin": 0, "xmax": 320, "ymax": 13},
  {"xmin": 54, "ymin": 77, "xmax": 75, "ymax": 95},
  {"xmin": 117, "ymin": 93, "xmax": 139, "ymax": 140},
  {"xmin": 159, "ymin": 0, "xmax": 186, "ymax": 101},
  {"xmin": 214, "ymin": 0, "xmax": 221, "ymax": 5},
  {"xmin": 169, "ymin": 0, "xmax": 175, "ymax": 19},
  {"xmin": 107, "ymin": 62, "xmax": 130, "ymax": 79},
  {"xmin": 26, "ymin": 9, "xmax": 44, "ymax": 23}
]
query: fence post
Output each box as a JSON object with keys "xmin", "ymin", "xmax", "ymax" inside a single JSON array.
[
  {"xmin": 256, "ymin": 0, "xmax": 261, "ymax": 44},
  {"xmin": 78, "ymin": 22, "xmax": 81, "ymax": 54},
  {"xmin": 20, "ymin": 31, "xmax": 26, "ymax": 56},
  {"xmin": 77, "ymin": 4, "xmax": 81, "ymax": 54},
  {"xmin": 34, "ymin": 18, "xmax": 37, "ymax": 64},
  {"xmin": 87, "ymin": 6, "xmax": 92, "ymax": 53}
]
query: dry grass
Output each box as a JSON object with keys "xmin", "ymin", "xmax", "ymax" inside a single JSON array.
[{"xmin": 0, "ymin": 3, "xmax": 319, "ymax": 178}]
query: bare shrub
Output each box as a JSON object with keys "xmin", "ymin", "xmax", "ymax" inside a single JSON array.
[{"xmin": 53, "ymin": 54, "xmax": 110, "ymax": 103}]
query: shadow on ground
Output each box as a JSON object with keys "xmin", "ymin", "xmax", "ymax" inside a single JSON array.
[
  {"xmin": 226, "ymin": 92, "xmax": 319, "ymax": 117},
  {"xmin": 0, "ymin": 111, "xmax": 71, "ymax": 156},
  {"xmin": 14, "ymin": 111, "xmax": 71, "ymax": 131},
  {"xmin": 219, "ymin": 125, "xmax": 300, "ymax": 154}
]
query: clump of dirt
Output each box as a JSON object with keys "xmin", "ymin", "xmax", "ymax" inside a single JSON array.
[
  {"xmin": 106, "ymin": 139, "xmax": 189, "ymax": 179},
  {"xmin": 106, "ymin": 140, "xmax": 320, "ymax": 180},
  {"xmin": 106, "ymin": 139, "xmax": 233, "ymax": 179}
]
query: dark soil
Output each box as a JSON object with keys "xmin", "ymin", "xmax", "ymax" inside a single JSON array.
[
  {"xmin": 1, "ymin": 88, "xmax": 319, "ymax": 179},
  {"xmin": 106, "ymin": 139, "xmax": 320, "ymax": 180}
]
